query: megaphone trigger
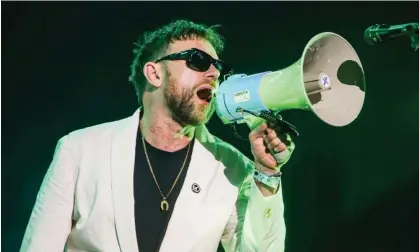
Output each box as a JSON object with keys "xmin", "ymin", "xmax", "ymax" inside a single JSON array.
[
  {"xmin": 273, "ymin": 115, "xmax": 300, "ymax": 138},
  {"xmin": 256, "ymin": 110, "xmax": 300, "ymax": 137},
  {"xmin": 239, "ymin": 108, "xmax": 300, "ymax": 138}
]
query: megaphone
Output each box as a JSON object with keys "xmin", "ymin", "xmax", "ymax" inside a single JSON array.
[{"xmin": 213, "ymin": 32, "xmax": 366, "ymax": 133}]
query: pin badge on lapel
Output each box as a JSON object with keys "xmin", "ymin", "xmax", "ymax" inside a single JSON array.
[{"xmin": 191, "ymin": 183, "xmax": 201, "ymax": 193}]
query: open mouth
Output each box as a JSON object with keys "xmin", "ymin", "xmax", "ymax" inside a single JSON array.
[{"xmin": 196, "ymin": 86, "xmax": 213, "ymax": 103}]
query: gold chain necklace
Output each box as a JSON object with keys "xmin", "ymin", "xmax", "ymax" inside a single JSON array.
[{"xmin": 141, "ymin": 136, "xmax": 191, "ymax": 212}]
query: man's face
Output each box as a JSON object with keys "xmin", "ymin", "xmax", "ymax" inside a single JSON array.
[{"xmin": 161, "ymin": 39, "xmax": 221, "ymax": 126}]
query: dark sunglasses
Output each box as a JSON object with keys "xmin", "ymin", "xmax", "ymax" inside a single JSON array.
[{"xmin": 154, "ymin": 48, "xmax": 232, "ymax": 79}]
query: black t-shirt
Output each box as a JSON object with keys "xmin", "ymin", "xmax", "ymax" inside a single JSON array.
[{"xmin": 133, "ymin": 115, "xmax": 195, "ymax": 252}]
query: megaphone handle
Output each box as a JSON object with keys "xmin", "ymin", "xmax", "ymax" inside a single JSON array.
[
  {"xmin": 274, "ymin": 117, "xmax": 300, "ymax": 137},
  {"xmin": 244, "ymin": 113, "xmax": 295, "ymax": 169},
  {"xmin": 252, "ymin": 110, "xmax": 300, "ymax": 137}
]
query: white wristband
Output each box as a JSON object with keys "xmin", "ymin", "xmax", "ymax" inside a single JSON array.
[{"xmin": 253, "ymin": 170, "xmax": 281, "ymax": 189}]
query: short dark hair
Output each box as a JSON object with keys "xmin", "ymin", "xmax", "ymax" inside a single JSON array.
[{"xmin": 128, "ymin": 20, "xmax": 225, "ymax": 106}]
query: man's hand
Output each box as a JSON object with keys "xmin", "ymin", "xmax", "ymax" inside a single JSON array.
[{"xmin": 249, "ymin": 122, "xmax": 293, "ymax": 196}]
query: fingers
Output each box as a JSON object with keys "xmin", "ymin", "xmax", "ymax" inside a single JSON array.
[
  {"xmin": 266, "ymin": 138, "xmax": 287, "ymax": 152},
  {"xmin": 249, "ymin": 121, "xmax": 290, "ymax": 152},
  {"xmin": 264, "ymin": 127, "xmax": 276, "ymax": 141},
  {"xmin": 262, "ymin": 127, "xmax": 287, "ymax": 152},
  {"xmin": 249, "ymin": 122, "xmax": 268, "ymax": 141}
]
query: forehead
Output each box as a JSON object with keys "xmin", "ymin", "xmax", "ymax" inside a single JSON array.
[{"xmin": 166, "ymin": 39, "xmax": 219, "ymax": 60}]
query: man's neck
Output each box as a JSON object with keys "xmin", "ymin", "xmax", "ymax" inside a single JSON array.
[{"xmin": 140, "ymin": 106, "xmax": 195, "ymax": 152}]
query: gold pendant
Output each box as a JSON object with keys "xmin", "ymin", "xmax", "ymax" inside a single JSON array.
[{"xmin": 160, "ymin": 199, "xmax": 169, "ymax": 211}]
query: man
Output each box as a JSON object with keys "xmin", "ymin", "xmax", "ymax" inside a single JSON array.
[{"xmin": 21, "ymin": 20, "xmax": 295, "ymax": 252}]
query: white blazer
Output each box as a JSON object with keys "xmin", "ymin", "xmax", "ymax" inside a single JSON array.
[{"xmin": 20, "ymin": 109, "xmax": 287, "ymax": 252}]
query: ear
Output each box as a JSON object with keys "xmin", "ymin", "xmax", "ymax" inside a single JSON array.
[{"xmin": 143, "ymin": 62, "xmax": 164, "ymax": 88}]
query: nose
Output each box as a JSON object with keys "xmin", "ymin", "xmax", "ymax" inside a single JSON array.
[{"xmin": 204, "ymin": 64, "xmax": 220, "ymax": 82}]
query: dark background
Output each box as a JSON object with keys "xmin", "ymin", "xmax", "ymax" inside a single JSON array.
[{"xmin": 2, "ymin": 2, "xmax": 419, "ymax": 252}]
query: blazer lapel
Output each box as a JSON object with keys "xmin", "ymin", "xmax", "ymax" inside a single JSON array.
[
  {"xmin": 159, "ymin": 125, "xmax": 230, "ymax": 252},
  {"xmin": 109, "ymin": 112, "xmax": 228, "ymax": 252},
  {"xmin": 110, "ymin": 109, "xmax": 140, "ymax": 252}
]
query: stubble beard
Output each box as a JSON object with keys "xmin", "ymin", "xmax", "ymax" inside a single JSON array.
[{"xmin": 163, "ymin": 71, "xmax": 215, "ymax": 127}]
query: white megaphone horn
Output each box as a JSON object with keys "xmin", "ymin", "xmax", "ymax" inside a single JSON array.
[{"xmin": 213, "ymin": 32, "xmax": 366, "ymax": 134}]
